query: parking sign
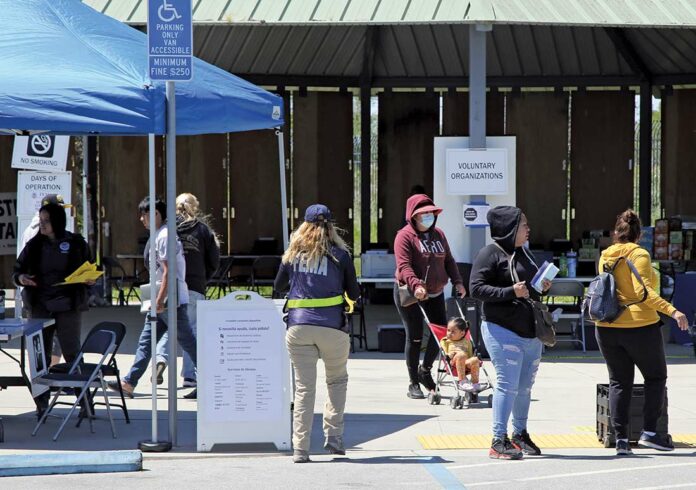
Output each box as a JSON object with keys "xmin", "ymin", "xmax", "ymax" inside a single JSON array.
[{"xmin": 148, "ymin": 0, "xmax": 193, "ymax": 81}]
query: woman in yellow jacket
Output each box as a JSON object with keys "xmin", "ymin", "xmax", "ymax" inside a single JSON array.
[{"xmin": 597, "ymin": 210, "xmax": 689, "ymax": 455}]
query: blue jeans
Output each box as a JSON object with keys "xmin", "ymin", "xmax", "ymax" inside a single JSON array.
[
  {"xmin": 124, "ymin": 304, "xmax": 197, "ymax": 388},
  {"xmin": 481, "ymin": 321, "xmax": 542, "ymax": 439},
  {"xmin": 155, "ymin": 290, "xmax": 203, "ymax": 380}
]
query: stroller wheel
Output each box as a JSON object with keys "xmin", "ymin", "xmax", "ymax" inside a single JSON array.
[
  {"xmin": 449, "ymin": 395, "xmax": 460, "ymax": 409},
  {"xmin": 428, "ymin": 392, "xmax": 441, "ymax": 405},
  {"xmin": 487, "ymin": 394, "xmax": 493, "ymax": 408}
]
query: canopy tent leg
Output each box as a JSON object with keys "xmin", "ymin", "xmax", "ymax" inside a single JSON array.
[
  {"xmin": 277, "ymin": 129, "xmax": 289, "ymax": 250},
  {"xmin": 81, "ymin": 136, "xmax": 89, "ymax": 241},
  {"xmin": 138, "ymin": 134, "xmax": 171, "ymax": 453}
]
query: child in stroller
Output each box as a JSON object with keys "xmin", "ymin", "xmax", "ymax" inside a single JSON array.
[
  {"xmin": 441, "ymin": 317, "xmax": 481, "ymax": 392},
  {"xmin": 419, "ymin": 301, "xmax": 493, "ymax": 408}
]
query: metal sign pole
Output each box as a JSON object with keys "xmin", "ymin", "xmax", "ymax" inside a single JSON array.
[
  {"xmin": 165, "ymin": 80, "xmax": 178, "ymax": 446},
  {"xmin": 142, "ymin": 0, "xmax": 192, "ymax": 452}
]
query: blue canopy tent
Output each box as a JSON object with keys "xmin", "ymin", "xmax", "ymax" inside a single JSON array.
[
  {"xmin": 0, "ymin": 0, "xmax": 283, "ymax": 135},
  {"xmin": 0, "ymin": 0, "xmax": 287, "ymax": 450}
]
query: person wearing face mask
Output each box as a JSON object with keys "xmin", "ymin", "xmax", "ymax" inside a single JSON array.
[
  {"xmin": 394, "ymin": 194, "xmax": 466, "ymax": 400},
  {"xmin": 470, "ymin": 206, "xmax": 552, "ymax": 460}
]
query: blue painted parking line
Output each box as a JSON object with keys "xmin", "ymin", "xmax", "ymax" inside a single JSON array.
[{"xmin": 423, "ymin": 458, "xmax": 467, "ymax": 489}]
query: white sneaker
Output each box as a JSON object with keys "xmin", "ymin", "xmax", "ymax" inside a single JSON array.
[{"xmin": 459, "ymin": 380, "xmax": 474, "ymax": 392}]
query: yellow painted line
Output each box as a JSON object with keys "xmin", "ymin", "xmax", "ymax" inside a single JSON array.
[
  {"xmin": 418, "ymin": 434, "xmax": 696, "ymax": 450},
  {"xmin": 573, "ymin": 425, "xmax": 595, "ymax": 432}
]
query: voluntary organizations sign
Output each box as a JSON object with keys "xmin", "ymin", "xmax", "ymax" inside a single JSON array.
[
  {"xmin": 445, "ymin": 148, "xmax": 509, "ymax": 195},
  {"xmin": 11, "ymin": 135, "xmax": 70, "ymax": 172},
  {"xmin": 148, "ymin": 0, "xmax": 193, "ymax": 81}
]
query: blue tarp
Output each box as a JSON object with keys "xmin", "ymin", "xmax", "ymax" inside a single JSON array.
[{"xmin": 0, "ymin": 0, "xmax": 284, "ymax": 135}]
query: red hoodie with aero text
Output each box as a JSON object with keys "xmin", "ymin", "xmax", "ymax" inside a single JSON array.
[{"xmin": 394, "ymin": 194, "xmax": 463, "ymax": 296}]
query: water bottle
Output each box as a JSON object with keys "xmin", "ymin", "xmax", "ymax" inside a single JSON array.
[
  {"xmin": 0, "ymin": 290, "xmax": 5, "ymax": 320},
  {"xmin": 567, "ymin": 250, "xmax": 577, "ymax": 278},
  {"xmin": 559, "ymin": 255, "xmax": 568, "ymax": 278}
]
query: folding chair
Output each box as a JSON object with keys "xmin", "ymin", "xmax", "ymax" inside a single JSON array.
[
  {"xmin": 349, "ymin": 299, "xmax": 368, "ymax": 353},
  {"xmin": 251, "ymin": 256, "xmax": 282, "ymax": 295},
  {"xmin": 103, "ymin": 256, "xmax": 142, "ymax": 305},
  {"xmin": 544, "ymin": 279, "xmax": 587, "ymax": 352},
  {"xmin": 206, "ymin": 256, "xmax": 233, "ymax": 299},
  {"xmin": 32, "ymin": 330, "xmax": 117, "ymax": 441},
  {"xmin": 50, "ymin": 321, "xmax": 130, "ymax": 424}
]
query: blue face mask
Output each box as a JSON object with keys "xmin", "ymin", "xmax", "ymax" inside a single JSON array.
[{"xmin": 420, "ymin": 213, "xmax": 435, "ymax": 228}]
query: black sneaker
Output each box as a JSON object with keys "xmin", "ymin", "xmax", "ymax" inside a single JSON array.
[
  {"xmin": 616, "ymin": 439, "xmax": 633, "ymax": 456},
  {"xmin": 418, "ymin": 366, "xmax": 436, "ymax": 392},
  {"xmin": 638, "ymin": 432, "xmax": 674, "ymax": 451},
  {"xmin": 407, "ymin": 383, "xmax": 425, "ymax": 399},
  {"xmin": 156, "ymin": 361, "xmax": 166, "ymax": 385},
  {"xmin": 511, "ymin": 430, "xmax": 541, "ymax": 455},
  {"xmin": 489, "ymin": 436, "xmax": 523, "ymax": 460}
]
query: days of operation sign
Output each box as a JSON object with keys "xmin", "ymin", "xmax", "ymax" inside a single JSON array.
[
  {"xmin": 16, "ymin": 171, "xmax": 73, "ymax": 216},
  {"xmin": 148, "ymin": 0, "xmax": 193, "ymax": 81},
  {"xmin": 445, "ymin": 148, "xmax": 509, "ymax": 195}
]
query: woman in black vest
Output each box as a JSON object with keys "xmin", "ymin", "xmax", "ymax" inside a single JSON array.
[{"xmin": 14, "ymin": 200, "xmax": 91, "ymax": 373}]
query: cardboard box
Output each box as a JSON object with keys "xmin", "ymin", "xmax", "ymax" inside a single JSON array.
[
  {"xmin": 654, "ymin": 233, "xmax": 669, "ymax": 247},
  {"xmin": 670, "ymin": 231, "xmax": 683, "ymax": 244},
  {"xmin": 654, "ymin": 246, "xmax": 669, "ymax": 260},
  {"xmin": 670, "ymin": 243, "xmax": 683, "ymax": 260},
  {"xmin": 669, "ymin": 217, "xmax": 682, "ymax": 232},
  {"xmin": 655, "ymin": 219, "xmax": 669, "ymax": 233},
  {"xmin": 579, "ymin": 248, "xmax": 599, "ymax": 260}
]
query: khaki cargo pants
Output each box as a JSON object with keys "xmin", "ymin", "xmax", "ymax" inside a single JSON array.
[{"xmin": 286, "ymin": 324, "xmax": 350, "ymax": 452}]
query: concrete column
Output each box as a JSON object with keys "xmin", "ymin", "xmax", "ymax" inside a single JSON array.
[{"xmin": 469, "ymin": 24, "xmax": 491, "ymax": 256}]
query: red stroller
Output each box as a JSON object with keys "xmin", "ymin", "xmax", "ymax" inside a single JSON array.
[{"xmin": 418, "ymin": 300, "xmax": 494, "ymax": 409}]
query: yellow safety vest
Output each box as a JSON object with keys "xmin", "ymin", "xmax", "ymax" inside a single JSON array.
[{"xmin": 286, "ymin": 294, "xmax": 354, "ymax": 314}]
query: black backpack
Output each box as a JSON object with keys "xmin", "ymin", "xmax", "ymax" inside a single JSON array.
[{"xmin": 583, "ymin": 256, "xmax": 648, "ymax": 323}]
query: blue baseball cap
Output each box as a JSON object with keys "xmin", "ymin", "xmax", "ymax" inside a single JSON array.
[{"xmin": 304, "ymin": 204, "xmax": 333, "ymax": 223}]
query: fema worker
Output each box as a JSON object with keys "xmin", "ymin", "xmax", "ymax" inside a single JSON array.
[
  {"xmin": 274, "ymin": 204, "xmax": 360, "ymax": 464},
  {"xmin": 13, "ymin": 194, "xmax": 92, "ymax": 416}
]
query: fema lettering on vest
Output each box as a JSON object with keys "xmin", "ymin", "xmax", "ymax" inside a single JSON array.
[{"xmin": 293, "ymin": 256, "xmax": 329, "ymax": 276}]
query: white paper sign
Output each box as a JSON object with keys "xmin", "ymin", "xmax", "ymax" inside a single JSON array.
[
  {"xmin": 0, "ymin": 193, "xmax": 18, "ymax": 256},
  {"xmin": 12, "ymin": 135, "xmax": 70, "ymax": 171},
  {"xmin": 17, "ymin": 171, "xmax": 72, "ymax": 216},
  {"xmin": 197, "ymin": 292, "xmax": 291, "ymax": 452},
  {"xmin": 204, "ymin": 309, "xmax": 281, "ymax": 421},
  {"xmin": 446, "ymin": 148, "xmax": 509, "ymax": 195},
  {"xmin": 463, "ymin": 203, "xmax": 490, "ymax": 227}
]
